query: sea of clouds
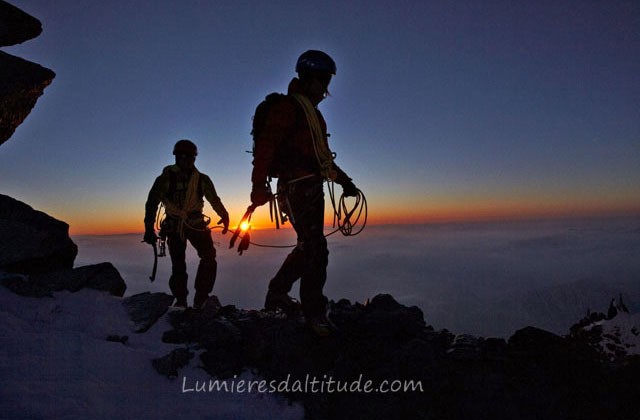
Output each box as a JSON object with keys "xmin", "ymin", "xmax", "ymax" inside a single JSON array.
[{"xmin": 74, "ymin": 217, "xmax": 640, "ymax": 338}]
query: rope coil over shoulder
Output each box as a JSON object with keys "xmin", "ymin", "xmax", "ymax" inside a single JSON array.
[
  {"xmin": 161, "ymin": 168, "xmax": 205, "ymax": 240},
  {"xmin": 291, "ymin": 93, "xmax": 337, "ymax": 181}
]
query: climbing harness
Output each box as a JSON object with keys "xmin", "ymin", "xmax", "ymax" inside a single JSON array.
[
  {"xmin": 145, "ymin": 200, "xmax": 216, "ymax": 279},
  {"xmin": 161, "ymin": 168, "xmax": 206, "ymax": 240},
  {"xmin": 229, "ymin": 181, "xmax": 367, "ymax": 255}
]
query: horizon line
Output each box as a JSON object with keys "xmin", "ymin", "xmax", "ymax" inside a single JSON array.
[{"xmin": 70, "ymin": 212, "xmax": 640, "ymax": 237}]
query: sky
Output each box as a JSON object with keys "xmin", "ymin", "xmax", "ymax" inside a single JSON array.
[{"xmin": 1, "ymin": 0, "xmax": 638, "ymax": 234}]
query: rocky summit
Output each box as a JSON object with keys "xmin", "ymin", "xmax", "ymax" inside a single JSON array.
[{"xmin": 155, "ymin": 293, "xmax": 640, "ymax": 420}]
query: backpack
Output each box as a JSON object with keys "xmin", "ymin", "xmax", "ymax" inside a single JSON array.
[{"xmin": 251, "ymin": 92, "xmax": 289, "ymax": 179}]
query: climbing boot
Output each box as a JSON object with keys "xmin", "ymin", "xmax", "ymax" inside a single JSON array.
[
  {"xmin": 174, "ymin": 297, "xmax": 188, "ymax": 308},
  {"xmin": 193, "ymin": 293, "xmax": 209, "ymax": 310},
  {"xmin": 307, "ymin": 315, "xmax": 333, "ymax": 337},
  {"xmin": 264, "ymin": 291, "xmax": 301, "ymax": 314}
]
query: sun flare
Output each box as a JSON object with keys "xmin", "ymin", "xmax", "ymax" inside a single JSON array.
[{"xmin": 240, "ymin": 221, "xmax": 250, "ymax": 232}]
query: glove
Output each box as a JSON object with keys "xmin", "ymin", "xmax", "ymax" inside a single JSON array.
[
  {"xmin": 251, "ymin": 184, "xmax": 273, "ymax": 207},
  {"xmin": 143, "ymin": 229, "xmax": 157, "ymax": 244},
  {"xmin": 217, "ymin": 216, "xmax": 229, "ymax": 234},
  {"xmin": 342, "ymin": 180, "xmax": 358, "ymax": 197}
]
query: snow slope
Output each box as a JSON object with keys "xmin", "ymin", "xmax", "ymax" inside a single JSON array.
[{"xmin": 0, "ymin": 284, "xmax": 303, "ymax": 420}]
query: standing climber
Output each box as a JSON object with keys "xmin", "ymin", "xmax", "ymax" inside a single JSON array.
[
  {"xmin": 250, "ymin": 50, "xmax": 359, "ymax": 336},
  {"xmin": 144, "ymin": 139, "xmax": 229, "ymax": 309}
]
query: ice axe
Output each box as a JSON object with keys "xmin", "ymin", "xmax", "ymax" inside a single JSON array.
[
  {"xmin": 143, "ymin": 236, "xmax": 165, "ymax": 282},
  {"xmin": 149, "ymin": 240, "xmax": 158, "ymax": 282}
]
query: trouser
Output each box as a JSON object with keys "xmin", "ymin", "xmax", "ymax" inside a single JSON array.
[
  {"xmin": 166, "ymin": 225, "xmax": 217, "ymax": 301},
  {"xmin": 268, "ymin": 179, "xmax": 329, "ymax": 318}
]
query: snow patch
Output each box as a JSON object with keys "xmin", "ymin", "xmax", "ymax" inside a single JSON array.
[{"xmin": 0, "ymin": 286, "xmax": 303, "ymax": 419}]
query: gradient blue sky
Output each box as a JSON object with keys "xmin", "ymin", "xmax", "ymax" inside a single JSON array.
[{"xmin": 1, "ymin": 0, "xmax": 638, "ymax": 233}]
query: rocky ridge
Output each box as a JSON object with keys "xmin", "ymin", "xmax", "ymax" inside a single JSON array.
[{"xmin": 150, "ymin": 293, "xmax": 639, "ymax": 420}]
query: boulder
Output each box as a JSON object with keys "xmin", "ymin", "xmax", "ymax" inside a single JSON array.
[
  {"xmin": 0, "ymin": 51, "xmax": 55, "ymax": 146},
  {"xmin": 152, "ymin": 348, "xmax": 194, "ymax": 379},
  {"xmin": 123, "ymin": 292, "xmax": 175, "ymax": 333},
  {"xmin": 0, "ymin": 1, "xmax": 42, "ymax": 46},
  {"xmin": 33, "ymin": 262, "xmax": 126, "ymax": 296},
  {"xmin": 1, "ymin": 262, "xmax": 126, "ymax": 297},
  {"xmin": 0, "ymin": 194, "xmax": 77, "ymax": 274}
]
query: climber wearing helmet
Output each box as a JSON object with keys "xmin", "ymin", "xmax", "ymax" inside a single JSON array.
[
  {"xmin": 144, "ymin": 139, "xmax": 229, "ymax": 309},
  {"xmin": 250, "ymin": 50, "xmax": 358, "ymax": 336}
]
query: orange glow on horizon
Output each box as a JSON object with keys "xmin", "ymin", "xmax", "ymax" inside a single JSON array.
[{"xmin": 66, "ymin": 199, "xmax": 639, "ymax": 236}]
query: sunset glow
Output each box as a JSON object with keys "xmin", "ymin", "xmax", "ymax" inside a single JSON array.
[
  {"xmin": 62, "ymin": 195, "xmax": 640, "ymax": 236},
  {"xmin": 2, "ymin": 1, "xmax": 637, "ymax": 238}
]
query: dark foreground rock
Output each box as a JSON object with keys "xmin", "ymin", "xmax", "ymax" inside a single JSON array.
[
  {"xmin": 158, "ymin": 294, "xmax": 640, "ymax": 420},
  {"xmin": 152, "ymin": 348, "xmax": 195, "ymax": 379},
  {"xmin": 0, "ymin": 50, "xmax": 55, "ymax": 145},
  {"xmin": 0, "ymin": 194, "xmax": 77, "ymax": 274},
  {"xmin": 123, "ymin": 292, "xmax": 175, "ymax": 333},
  {"xmin": 0, "ymin": 1, "xmax": 55, "ymax": 146},
  {"xmin": 1, "ymin": 262, "xmax": 126, "ymax": 297},
  {"xmin": 0, "ymin": 0, "xmax": 43, "ymax": 46}
]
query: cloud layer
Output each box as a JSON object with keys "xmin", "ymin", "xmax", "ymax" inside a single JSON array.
[{"xmin": 74, "ymin": 217, "xmax": 640, "ymax": 337}]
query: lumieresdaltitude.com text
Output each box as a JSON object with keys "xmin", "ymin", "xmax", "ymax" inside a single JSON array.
[{"xmin": 181, "ymin": 374, "xmax": 423, "ymax": 394}]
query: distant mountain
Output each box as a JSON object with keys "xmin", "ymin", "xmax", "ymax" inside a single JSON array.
[{"xmin": 425, "ymin": 276, "xmax": 639, "ymax": 338}]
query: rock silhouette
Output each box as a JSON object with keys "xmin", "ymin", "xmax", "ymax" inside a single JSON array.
[
  {"xmin": 0, "ymin": 194, "xmax": 78, "ymax": 274},
  {"xmin": 0, "ymin": 1, "xmax": 55, "ymax": 146},
  {"xmin": 156, "ymin": 294, "xmax": 639, "ymax": 420}
]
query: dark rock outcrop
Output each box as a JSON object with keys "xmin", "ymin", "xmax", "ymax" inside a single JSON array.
[
  {"xmin": 0, "ymin": 50, "xmax": 55, "ymax": 145},
  {"xmin": 0, "ymin": 0, "xmax": 43, "ymax": 46},
  {"xmin": 157, "ymin": 294, "xmax": 640, "ymax": 420},
  {"xmin": 571, "ymin": 299, "xmax": 639, "ymax": 364},
  {"xmin": 1, "ymin": 262, "xmax": 126, "ymax": 297},
  {"xmin": 152, "ymin": 348, "xmax": 195, "ymax": 379},
  {"xmin": 123, "ymin": 292, "xmax": 175, "ymax": 333},
  {"xmin": 0, "ymin": 194, "xmax": 77, "ymax": 274},
  {"xmin": 34, "ymin": 262, "xmax": 125, "ymax": 295},
  {"xmin": 0, "ymin": 1, "xmax": 55, "ymax": 146}
]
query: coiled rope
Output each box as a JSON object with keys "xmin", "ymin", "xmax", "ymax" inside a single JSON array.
[
  {"xmin": 155, "ymin": 182, "xmax": 367, "ymax": 254},
  {"xmin": 291, "ymin": 93, "xmax": 337, "ymax": 181},
  {"xmin": 154, "ymin": 203, "xmax": 212, "ymax": 235},
  {"xmin": 240, "ymin": 182, "xmax": 367, "ymax": 251},
  {"xmin": 327, "ymin": 182, "xmax": 367, "ymax": 237}
]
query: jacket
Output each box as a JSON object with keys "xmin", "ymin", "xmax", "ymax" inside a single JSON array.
[
  {"xmin": 251, "ymin": 78, "xmax": 351, "ymax": 186},
  {"xmin": 144, "ymin": 164, "xmax": 228, "ymax": 231}
]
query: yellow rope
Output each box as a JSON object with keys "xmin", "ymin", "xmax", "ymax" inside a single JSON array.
[
  {"xmin": 291, "ymin": 93, "xmax": 337, "ymax": 181},
  {"xmin": 161, "ymin": 168, "xmax": 204, "ymax": 240}
]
